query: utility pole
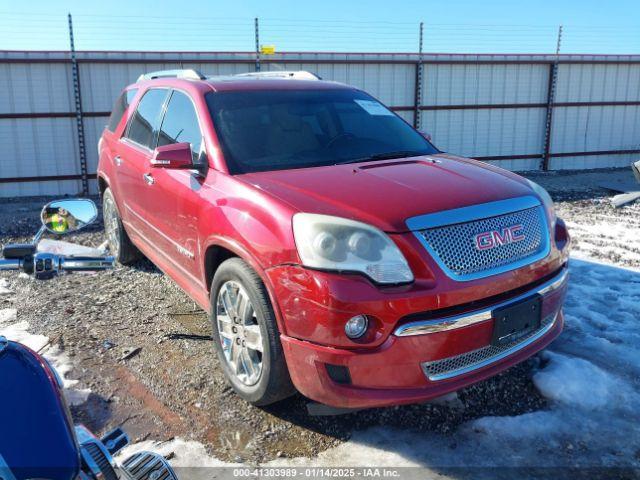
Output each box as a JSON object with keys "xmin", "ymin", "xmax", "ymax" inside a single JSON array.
[
  {"xmin": 254, "ymin": 17, "xmax": 261, "ymax": 72},
  {"xmin": 68, "ymin": 13, "xmax": 89, "ymax": 195},
  {"xmin": 414, "ymin": 21, "xmax": 424, "ymax": 129},
  {"xmin": 541, "ymin": 25, "xmax": 563, "ymax": 171}
]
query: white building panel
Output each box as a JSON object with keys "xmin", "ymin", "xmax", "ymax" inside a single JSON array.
[
  {"xmin": 394, "ymin": 110, "xmax": 415, "ymax": 125},
  {"xmin": 486, "ymin": 158, "xmax": 540, "ymax": 172},
  {"xmin": 556, "ymin": 64, "xmax": 640, "ymax": 103},
  {"xmin": 266, "ymin": 62, "xmax": 415, "ymax": 107},
  {"xmin": 422, "ymin": 107, "xmax": 545, "ymax": 158},
  {"xmin": 84, "ymin": 116, "xmax": 108, "ymax": 173},
  {"xmin": 549, "ymin": 153, "xmax": 638, "ymax": 171},
  {"xmin": 0, "ymin": 62, "xmax": 73, "ymax": 113},
  {"xmin": 423, "ymin": 63, "xmax": 548, "ymax": 106},
  {"xmin": 0, "ymin": 179, "xmax": 84, "ymax": 198},
  {"xmin": 0, "ymin": 118, "xmax": 78, "ymax": 178},
  {"xmin": 551, "ymin": 105, "xmax": 640, "ymax": 153}
]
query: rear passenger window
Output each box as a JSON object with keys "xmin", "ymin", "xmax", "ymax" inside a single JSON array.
[
  {"xmin": 125, "ymin": 89, "xmax": 168, "ymax": 148},
  {"xmin": 107, "ymin": 89, "xmax": 138, "ymax": 132},
  {"xmin": 157, "ymin": 91, "xmax": 203, "ymax": 162}
]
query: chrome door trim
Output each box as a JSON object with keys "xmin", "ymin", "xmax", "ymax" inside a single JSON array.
[{"xmin": 394, "ymin": 266, "xmax": 568, "ymax": 337}]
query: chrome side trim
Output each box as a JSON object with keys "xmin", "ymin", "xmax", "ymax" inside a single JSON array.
[
  {"xmin": 406, "ymin": 195, "xmax": 551, "ymax": 282},
  {"xmin": 422, "ymin": 311, "xmax": 559, "ymax": 381},
  {"xmin": 394, "ymin": 267, "xmax": 568, "ymax": 337}
]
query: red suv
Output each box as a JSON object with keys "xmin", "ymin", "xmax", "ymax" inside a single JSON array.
[{"xmin": 97, "ymin": 69, "xmax": 570, "ymax": 409}]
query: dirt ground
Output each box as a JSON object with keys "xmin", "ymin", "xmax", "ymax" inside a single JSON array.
[{"xmin": 0, "ymin": 167, "xmax": 638, "ymax": 463}]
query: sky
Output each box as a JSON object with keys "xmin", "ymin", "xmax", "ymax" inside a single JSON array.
[{"xmin": 1, "ymin": 0, "xmax": 639, "ymax": 54}]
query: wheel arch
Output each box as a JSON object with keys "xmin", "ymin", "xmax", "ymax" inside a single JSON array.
[
  {"xmin": 97, "ymin": 174, "xmax": 110, "ymax": 198},
  {"xmin": 202, "ymin": 237, "xmax": 288, "ymax": 336}
]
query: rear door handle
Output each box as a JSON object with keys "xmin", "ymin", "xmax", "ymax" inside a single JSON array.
[
  {"xmin": 143, "ymin": 173, "xmax": 155, "ymax": 185},
  {"xmin": 114, "ymin": 155, "xmax": 123, "ymax": 166}
]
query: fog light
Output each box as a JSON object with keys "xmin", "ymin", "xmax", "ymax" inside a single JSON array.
[{"xmin": 345, "ymin": 315, "xmax": 369, "ymax": 339}]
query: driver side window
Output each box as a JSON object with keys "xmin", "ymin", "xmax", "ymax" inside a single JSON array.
[{"xmin": 157, "ymin": 90, "xmax": 203, "ymax": 163}]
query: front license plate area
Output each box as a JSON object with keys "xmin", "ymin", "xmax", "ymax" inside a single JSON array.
[{"xmin": 492, "ymin": 295, "xmax": 542, "ymax": 346}]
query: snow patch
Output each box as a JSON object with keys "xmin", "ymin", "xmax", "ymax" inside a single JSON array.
[{"xmin": 533, "ymin": 351, "xmax": 637, "ymax": 411}]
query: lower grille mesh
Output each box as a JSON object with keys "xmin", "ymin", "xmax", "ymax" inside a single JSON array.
[{"xmin": 422, "ymin": 313, "xmax": 557, "ymax": 380}]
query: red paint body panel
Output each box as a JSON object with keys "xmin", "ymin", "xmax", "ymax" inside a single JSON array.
[
  {"xmin": 98, "ymin": 75, "xmax": 570, "ymax": 408},
  {"xmin": 280, "ymin": 312, "xmax": 564, "ymax": 409},
  {"xmin": 240, "ymin": 154, "xmax": 533, "ymax": 233}
]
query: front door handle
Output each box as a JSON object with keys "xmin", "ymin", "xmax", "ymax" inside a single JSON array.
[
  {"xmin": 114, "ymin": 155, "xmax": 123, "ymax": 166},
  {"xmin": 143, "ymin": 173, "xmax": 155, "ymax": 185}
]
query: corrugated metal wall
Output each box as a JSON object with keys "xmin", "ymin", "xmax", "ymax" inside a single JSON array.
[{"xmin": 1, "ymin": 51, "xmax": 639, "ymax": 197}]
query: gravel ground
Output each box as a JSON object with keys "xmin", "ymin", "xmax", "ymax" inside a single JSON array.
[{"xmin": 1, "ymin": 167, "xmax": 638, "ymax": 464}]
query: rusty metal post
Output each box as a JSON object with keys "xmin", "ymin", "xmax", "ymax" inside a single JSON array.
[
  {"xmin": 68, "ymin": 13, "xmax": 89, "ymax": 195},
  {"xmin": 542, "ymin": 25, "xmax": 563, "ymax": 171},
  {"xmin": 254, "ymin": 17, "xmax": 261, "ymax": 72},
  {"xmin": 413, "ymin": 21, "xmax": 424, "ymax": 129}
]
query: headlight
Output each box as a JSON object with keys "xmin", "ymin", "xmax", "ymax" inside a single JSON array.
[
  {"xmin": 527, "ymin": 179, "xmax": 556, "ymax": 223},
  {"xmin": 292, "ymin": 213, "xmax": 414, "ymax": 284}
]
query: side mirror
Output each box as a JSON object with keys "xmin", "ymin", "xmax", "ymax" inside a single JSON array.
[
  {"xmin": 151, "ymin": 143, "xmax": 193, "ymax": 169},
  {"xmin": 419, "ymin": 130, "xmax": 432, "ymax": 142},
  {"xmin": 41, "ymin": 199, "xmax": 98, "ymax": 234}
]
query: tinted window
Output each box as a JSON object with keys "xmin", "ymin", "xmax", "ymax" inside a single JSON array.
[
  {"xmin": 125, "ymin": 89, "xmax": 168, "ymax": 148},
  {"xmin": 107, "ymin": 89, "xmax": 137, "ymax": 132},
  {"xmin": 157, "ymin": 91, "xmax": 202, "ymax": 163},
  {"xmin": 206, "ymin": 89, "xmax": 438, "ymax": 174}
]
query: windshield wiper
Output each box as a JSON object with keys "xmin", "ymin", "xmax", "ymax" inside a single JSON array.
[{"xmin": 335, "ymin": 150, "xmax": 425, "ymax": 165}]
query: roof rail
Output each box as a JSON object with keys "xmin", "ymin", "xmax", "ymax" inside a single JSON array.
[
  {"xmin": 234, "ymin": 70, "xmax": 322, "ymax": 81},
  {"xmin": 137, "ymin": 69, "xmax": 206, "ymax": 82}
]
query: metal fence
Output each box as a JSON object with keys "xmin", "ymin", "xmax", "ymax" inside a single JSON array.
[{"xmin": 1, "ymin": 15, "xmax": 640, "ymax": 197}]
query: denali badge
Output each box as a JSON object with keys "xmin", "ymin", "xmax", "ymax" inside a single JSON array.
[{"xmin": 475, "ymin": 224, "xmax": 525, "ymax": 251}]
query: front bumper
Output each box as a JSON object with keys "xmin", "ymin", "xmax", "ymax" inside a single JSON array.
[{"xmin": 278, "ymin": 266, "xmax": 568, "ymax": 409}]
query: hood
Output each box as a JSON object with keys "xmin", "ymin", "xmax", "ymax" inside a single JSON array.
[{"xmin": 240, "ymin": 154, "xmax": 535, "ymax": 232}]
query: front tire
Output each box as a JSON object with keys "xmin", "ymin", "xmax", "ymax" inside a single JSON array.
[
  {"xmin": 210, "ymin": 258, "xmax": 295, "ymax": 406},
  {"xmin": 102, "ymin": 188, "xmax": 140, "ymax": 265}
]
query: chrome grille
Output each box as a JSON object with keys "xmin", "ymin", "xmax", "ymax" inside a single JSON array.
[
  {"xmin": 422, "ymin": 313, "xmax": 557, "ymax": 381},
  {"xmin": 419, "ymin": 206, "xmax": 546, "ymax": 278}
]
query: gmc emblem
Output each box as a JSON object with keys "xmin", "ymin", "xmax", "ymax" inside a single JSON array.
[{"xmin": 475, "ymin": 224, "xmax": 525, "ymax": 251}]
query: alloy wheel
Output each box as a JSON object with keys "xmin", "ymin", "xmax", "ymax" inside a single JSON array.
[
  {"xmin": 216, "ymin": 280, "xmax": 264, "ymax": 386},
  {"xmin": 103, "ymin": 196, "xmax": 120, "ymax": 254}
]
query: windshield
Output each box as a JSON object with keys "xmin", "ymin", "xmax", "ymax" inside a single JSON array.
[{"xmin": 205, "ymin": 89, "xmax": 439, "ymax": 174}]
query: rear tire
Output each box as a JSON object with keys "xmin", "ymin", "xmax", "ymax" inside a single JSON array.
[
  {"xmin": 102, "ymin": 188, "xmax": 140, "ymax": 265},
  {"xmin": 210, "ymin": 258, "xmax": 295, "ymax": 406}
]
